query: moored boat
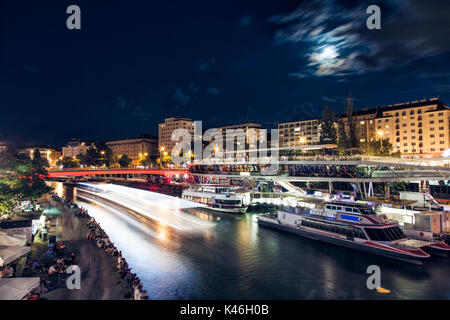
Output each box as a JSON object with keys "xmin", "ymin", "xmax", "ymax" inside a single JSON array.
[
  {"xmin": 182, "ymin": 185, "xmax": 248, "ymax": 214},
  {"xmin": 258, "ymin": 201, "xmax": 450, "ymax": 264}
]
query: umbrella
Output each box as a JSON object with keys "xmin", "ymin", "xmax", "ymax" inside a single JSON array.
[
  {"xmin": 0, "ymin": 277, "xmax": 40, "ymax": 300},
  {"xmin": 0, "ymin": 232, "xmax": 29, "ymax": 267}
]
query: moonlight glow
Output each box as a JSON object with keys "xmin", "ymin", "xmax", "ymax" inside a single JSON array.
[{"xmin": 319, "ymin": 46, "xmax": 338, "ymax": 60}]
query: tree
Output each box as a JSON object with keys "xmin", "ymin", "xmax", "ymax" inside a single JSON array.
[
  {"xmin": 337, "ymin": 95, "xmax": 359, "ymax": 152},
  {"xmin": 361, "ymin": 138, "xmax": 400, "ymax": 157},
  {"xmin": 345, "ymin": 95, "xmax": 359, "ymax": 149},
  {"xmin": 320, "ymin": 105, "xmax": 337, "ymax": 144},
  {"xmin": 140, "ymin": 154, "xmax": 158, "ymax": 168},
  {"xmin": 156, "ymin": 153, "xmax": 172, "ymax": 168},
  {"xmin": 94, "ymin": 142, "xmax": 115, "ymax": 167},
  {"xmin": 57, "ymin": 157, "xmax": 80, "ymax": 168},
  {"xmin": 32, "ymin": 148, "xmax": 49, "ymax": 168},
  {"xmin": 84, "ymin": 147, "xmax": 101, "ymax": 167},
  {"xmin": 118, "ymin": 154, "xmax": 132, "ymax": 168},
  {"xmin": 337, "ymin": 119, "xmax": 349, "ymax": 149},
  {"xmin": 0, "ymin": 151, "xmax": 52, "ymax": 216}
]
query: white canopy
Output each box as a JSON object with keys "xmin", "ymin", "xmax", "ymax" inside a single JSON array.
[
  {"xmin": 0, "ymin": 232, "xmax": 29, "ymax": 267},
  {"xmin": 0, "ymin": 277, "xmax": 40, "ymax": 300}
]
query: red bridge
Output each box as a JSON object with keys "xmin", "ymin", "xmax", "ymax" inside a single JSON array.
[{"xmin": 47, "ymin": 169, "xmax": 189, "ymax": 180}]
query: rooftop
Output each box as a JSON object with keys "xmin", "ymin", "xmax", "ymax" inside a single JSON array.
[{"xmin": 337, "ymin": 98, "xmax": 449, "ymax": 119}]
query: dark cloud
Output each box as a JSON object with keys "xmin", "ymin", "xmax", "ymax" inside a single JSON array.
[
  {"xmin": 269, "ymin": 0, "xmax": 450, "ymax": 77},
  {"xmin": 198, "ymin": 57, "xmax": 216, "ymax": 71},
  {"xmin": 206, "ymin": 88, "xmax": 221, "ymax": 95},
  {"xmin": 240, "ymin": 16, "xmax": 251, "ymax": 27},
  {"xmin": 173, "ymin": 88, "xmax": 190, "ymax": 105}
]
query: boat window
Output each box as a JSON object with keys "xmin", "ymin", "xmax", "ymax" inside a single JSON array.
[
  {"xmin": 365, "ymin": 227, "xmax": 405, "ymax": 241},
  {"xmin": 353, "ymin": 228, "xmax": 363, "ymax": 239},
  {"xmin": 326, "ymin": 205, "xmax": 331, "ymax": 210},
  {"xmin": 352, "ymin": 208, "xmax": 360, "ymax": 213},
  {"xmin": 345, "ymin": 207, "xmax": 353, "ymax": 213},
  {"xmin": 215, "ymin": 199, "xmax": 241, "ymax": 205},
  {"xmin": 336, "ymin": 207, "xmax": 342, "ymax": 211},
  {"xmin": 383, "ymin": 228, "xmax": 396, "ymax": 241},
  {"xmin": 360, "ymin": 208, "xmax": 376, "ymax": 215},
  {"xmin": 390, "ymin": 226, "xmax": 405, "ymax": 239},
  {"xmin": 365, "ymin": 228, "xmax": 381, "ymax": 241},
  {"xmin": 331, "ymin": 206, "xmax": 337, "ymax": 210},
  {"xmin": 344, "ymin": 226, "xmax": 353, "ymax": 236}
]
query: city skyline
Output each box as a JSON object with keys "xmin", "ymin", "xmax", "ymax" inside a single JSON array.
[{"xmin": 2, "ymin": 0, "xmax": 450, "ymax": 147}]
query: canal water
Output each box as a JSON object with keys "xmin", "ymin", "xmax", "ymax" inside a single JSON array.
[{"xmin": 54, "ymin": 182, "xmax": 450, "ymax": 300}]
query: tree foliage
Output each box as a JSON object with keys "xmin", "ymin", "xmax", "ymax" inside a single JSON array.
[
  {"xmin": 156, "ymin": 153, "xmax": 172, "ymax": 168},
  {"xmin": 140, "ymin": 154, "xmax": 158, "ymax": 168},
  {"xmin": 360, "ymin": 138, "xmax": 401, "ymax": 157},
  {"xmin": 320, "ymin": 105, "xmax": 337, "ymax": 144},
  {"xmin": 337, "ymin": 95, "xmax": 359, "ymax": 151},
  {"xmin": 57, "ymin": 157, "xmax": 80, "ymax": 168},
  {"xmin": 32, "ymin": 148, "xmax": 50, "ymax": 168},
  {"xmin": 76, "ymin": 143, "xmax": 115, "ymax": 167},
  {"xmin": 118, "ymin": 154, "xmax": 132, "ymax": 168},
  {"xmin": 0, "ymin": 151, "xmax": 52, "ymax": 216}
]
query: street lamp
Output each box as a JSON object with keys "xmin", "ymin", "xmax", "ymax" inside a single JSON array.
[{"xmin": 377, "ymin": 131, "xmax": 384, "ymax": 152}]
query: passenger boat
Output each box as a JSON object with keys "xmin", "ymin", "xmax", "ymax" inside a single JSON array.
[
  {"xmin": 182, "ymin": 185, "xmax": 248, "ymax": 214},
  {"xmin": 257, "ymin": 201, "xmax": 450, "ymax": 264}
]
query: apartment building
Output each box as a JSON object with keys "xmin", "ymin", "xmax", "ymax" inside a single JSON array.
[
  {"xmin": 106, "ymin": 134, "xmax": 158, "ymax": 165},
  {"xmin": 215, "ymin": 122, "xmax": 261, "ymax": 146},
  {"xmin": 62, "ymin": 139, "xmax": 94, "ymax": 158},
  {"xmin": 338, "ymin": 98, "xmax": 450, "ymax": 157},
  {"xmin": 158, "ymin": 117, "xmax": 194, "ymax": 155},
  {"xmin": 278, "ymin": 119, "xmax": 320, "ymax": 147},
  {"xmin": 373, "ymin": 98, "xmax": 450, "ymax": 156}
]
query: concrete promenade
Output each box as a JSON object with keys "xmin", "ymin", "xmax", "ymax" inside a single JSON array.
[{"xmin": 38, "ymin": 200, "xmax": 128, "ymax": 300}]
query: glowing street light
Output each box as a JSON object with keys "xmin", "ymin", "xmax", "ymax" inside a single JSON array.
[{"xmin": 377, "ymin": 131, "xmax": 384, "ymax": 151}]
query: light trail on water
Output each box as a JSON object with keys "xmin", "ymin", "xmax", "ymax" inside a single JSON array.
[{"xmin": 77, "ymin": 183, "xmax": 213, "ymax": 232}]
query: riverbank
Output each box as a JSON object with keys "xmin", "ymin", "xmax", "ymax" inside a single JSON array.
[{"xmin": 22, "ymin": 195, "xmax": 136, "ymax": 299}]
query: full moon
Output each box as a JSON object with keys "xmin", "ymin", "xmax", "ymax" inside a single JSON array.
[{"xmin": 320, "ymin": 46, "xmax": 338, "ymax": 60}]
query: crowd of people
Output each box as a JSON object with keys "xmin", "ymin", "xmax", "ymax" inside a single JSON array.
[
  {"xmin": 51, "ymin": 192, "xmax": 149, "ymax": 300},
  {"xmin": 20, "ymin": 235, "xmax": 77, "ymax": 299}
]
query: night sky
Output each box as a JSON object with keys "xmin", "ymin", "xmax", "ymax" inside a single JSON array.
[{"xmin": 2, "ymin": 0, "xmax": 450, "ymax": 147}]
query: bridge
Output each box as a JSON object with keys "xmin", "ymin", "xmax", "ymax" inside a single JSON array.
[
  {"xmin": 188, "ymin": 158, "xmax": 450, "ymax": 183},
  {"xmin": 46, "ymin": 156, "xmax": 450, "ymax": 183},
  {"xmin": 47, "ymin": 168, "xmax": 189, "ymax": 181}
]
